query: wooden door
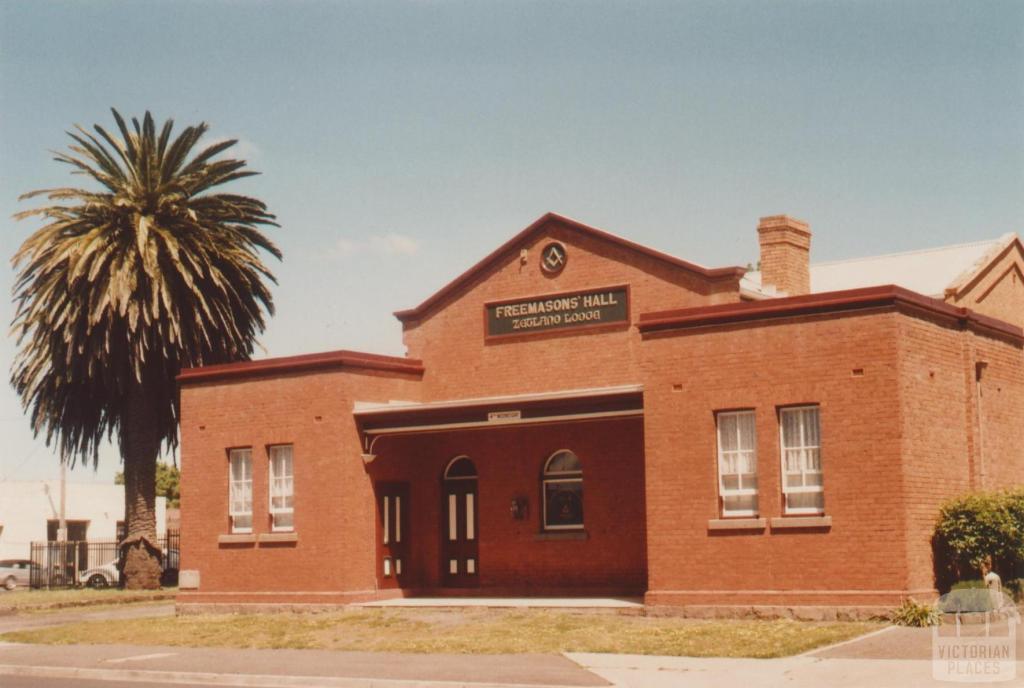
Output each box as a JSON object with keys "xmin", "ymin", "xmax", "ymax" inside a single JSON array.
[
  {"xmin": 442, "ymin": 457, "xmax": 479, "ymax": 587},
  {"xmin": 376, "ymin": 483, "xmax": 409, "ymax": 589}
]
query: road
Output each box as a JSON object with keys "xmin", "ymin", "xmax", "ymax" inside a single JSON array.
[
  {"xmin": 1, "ymin": 677, "xmax": 227, "ymax": 688},
  {"xmin": 0, "ymin": 641, "xmax": 610, "ymax": 687}
]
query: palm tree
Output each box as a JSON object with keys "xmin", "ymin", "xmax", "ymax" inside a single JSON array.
[{"xmin": 10, "ymin": 109, "xmax": 280, "ymax": 588}]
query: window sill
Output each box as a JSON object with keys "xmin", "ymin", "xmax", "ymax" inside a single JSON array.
[
  {"xmin": 707, "ymin": 518, "xmax": 766, "ymax": 532},
  {"xmin": 218, "ymin": 533, "xmax": 256, "ymax": 545},
  {"xmin": 259, "ymin": 532, "xmax": 298, "ymax": 544},
  {"xmin": 770, "ymin": 516, "xmax": 832, "ymax": 530},
  {"xmin": 535, "ymin": 530, "xmax": 588, "ymax": 541}
]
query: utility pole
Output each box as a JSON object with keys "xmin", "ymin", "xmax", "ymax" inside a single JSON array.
[{"xmin": 58, "ymin": 457, "xmax": 67, "ymax": 541}]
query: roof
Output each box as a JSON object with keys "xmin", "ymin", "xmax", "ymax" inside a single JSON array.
[
  {"xmin": 394, "ymin": 212, "xmax": 747, "ymax": 323},
  {"xmin": 177, "ymin": 349, "xmax": 424, "ymax": 384},
  {"xmin": 354, "ymin": 384, "xmax": 643, "ymax": 416},
  {"xmin": 743, "ymin": 234, "xmax": 1018, "ymax": 297},
  {"xmin": 354, "ymin": 384, "xmax": 644, "ymax": 437},
  {"xmin": 639, "ymin": 284, "xmax": 1024, "ymax": 343}
]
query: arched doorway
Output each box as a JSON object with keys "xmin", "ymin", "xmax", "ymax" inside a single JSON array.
[{"xmin": 442, "ymin": 456, "xmax": 478, "ymax": 587}]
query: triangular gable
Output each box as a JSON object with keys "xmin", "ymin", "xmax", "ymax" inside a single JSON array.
[
  {"xmin": 945, "ymin": 233, "xmax": 1024, "ymax": 300},
  {"xmin": 393, "ymin": 212, "xmax": 746, "ymax": 323},
  {"xmin": 975, "ymin": 263, "xmax": 1024, "ymax": 305}
]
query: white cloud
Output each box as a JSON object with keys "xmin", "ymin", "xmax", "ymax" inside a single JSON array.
[
  {"xmin": 333, "ymin": 237, "xmax": 360, "ymax": 257},
  {"xmin": 368, "ymin": 233, "xmax": 419, "ymax": 256},
  {"xmin": 331, "ymin": 233, "xmax": 420, "ymax": 259}
]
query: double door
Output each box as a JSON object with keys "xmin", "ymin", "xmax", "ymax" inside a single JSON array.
[
  {"xmin": 376, "ymin": 466, "xmax": 480, "ymax": 590},
  {"xmin": 442, "ymin": 477, "xmax": 479, "ymax": 587}
]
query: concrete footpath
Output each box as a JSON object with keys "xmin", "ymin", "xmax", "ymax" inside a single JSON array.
[
  {"xmin": 568, "ymin": 624, "xmax": 1024, "ymax": 687},
  {"xmin": 570, "ymin": 652, "xmax": 1024, "ymax": 688},
  {"xmin": 0, "ymin": 641, "xmax": 609, "ymax": 687}
]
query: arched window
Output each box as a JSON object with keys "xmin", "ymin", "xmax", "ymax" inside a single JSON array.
[
  {"xmin": 444, "ymin": 456, "xmax": 477, "ymax": 480},
  {"xmin": 542, "ymin": 450, "xmax": 583, "ymax": 530}
]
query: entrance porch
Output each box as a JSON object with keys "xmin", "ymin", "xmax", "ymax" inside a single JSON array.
[{"xmin": 355, "ymin": 386, "xmax": 648, "ymax": 598}]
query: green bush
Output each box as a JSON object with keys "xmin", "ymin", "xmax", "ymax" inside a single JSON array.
[
  {"xmin": 933, "ymin": 488, "xmax": 1024, "ymax": 591},
  {"xmin": 892, "ymin": 598, "xmax": 941, "ymax": 627}
]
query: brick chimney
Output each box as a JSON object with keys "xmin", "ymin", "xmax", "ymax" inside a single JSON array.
[{"xmin": 757, "ymin": 215, "xmax": 811, "ymax": 296}]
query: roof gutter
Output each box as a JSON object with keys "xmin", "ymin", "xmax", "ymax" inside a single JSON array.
[
  {"xmin": 177, "ymin": 349, "xmax": 424, "ymax": 385},
  {"xmin": 638, "ymin": 284, "xmax": 1024, "ymax": 343}
]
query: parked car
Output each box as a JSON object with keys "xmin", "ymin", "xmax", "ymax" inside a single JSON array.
[
  {"xmin": 0, "ymin": 559, "xmax": 38, "ymax": 590},
  {"xmin": 79, "ymin": 547, "xmax": 180, "ymax": 589},
  {"xmin": 79, "ymin": 560, "xmax": 119, "ymax": 588}
]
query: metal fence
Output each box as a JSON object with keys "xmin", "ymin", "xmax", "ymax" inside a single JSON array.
[{"xmin": 29, "ymin": 529, "xmax": 180, "ymax": 589}]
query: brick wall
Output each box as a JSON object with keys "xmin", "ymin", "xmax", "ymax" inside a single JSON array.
[
  {"xmin": 640, "ymin": 306, "xmax": 1024, "ymax": 607},
  {"xmin": 896, "ymin": 316, "xmax": 1024, "ymax": 592},
  {"xmin": 974, "ymin": 335, "xmax": 1024, "ymax": 487},
  {"xmin": 895, "ymin": 315, "xmax": 975, "ymax": 594},
  {"xmin": 641, "ymin": 310, "xmax": 912, "ymax": 606},
  {"xmin": 178, "ymin": 367, "xmax": 422, "ymax": 603}
]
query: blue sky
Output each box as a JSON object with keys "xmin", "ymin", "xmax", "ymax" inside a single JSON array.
[{"xmin": 1, "ymin": 0, "xmax": 1022, "ymax": 484}]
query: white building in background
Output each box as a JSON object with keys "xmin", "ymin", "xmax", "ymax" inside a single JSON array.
[{"xmin": 0, "ymin": 481, "xmax": 166, "ymax": 560}]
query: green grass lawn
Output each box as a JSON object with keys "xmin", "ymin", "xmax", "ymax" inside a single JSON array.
[
  {"xmin": 0, "ymin": 587, "xmax": 175, "ymax": 613},
  {"xmin": 0, "ymin": 607, "xmax": 881, "ymax": 658}
]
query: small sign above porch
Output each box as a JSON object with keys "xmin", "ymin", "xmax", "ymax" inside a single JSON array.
[
  {"xmin": 485, "ymin": 285, "xmax": 629, "ymax": 339},
  {"xmin": 487, "ymin": 410, "xmax": 521, "ymax": 423}
]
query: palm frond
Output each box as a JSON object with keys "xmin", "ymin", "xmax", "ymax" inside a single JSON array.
[{"xmin": 11, "ymin": 109, "xmax": 281, "ymax": 465}]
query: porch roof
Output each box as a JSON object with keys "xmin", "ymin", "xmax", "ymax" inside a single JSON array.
[{"xmin": 353, "ymin": 384, "xmax": 643, "ymax": 441}]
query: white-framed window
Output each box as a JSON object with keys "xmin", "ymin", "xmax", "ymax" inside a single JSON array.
[
  {"xmin": 779, "ymin": 406, "xmax": 824, "ymax": 514},
  {"xmin": 228, "ymin": 448, "xmax": 253, "ymax": 533},
  {"xmin": 542, "ymin": 450, "xmax": 583, "ymax": 530},
  {"xmin": 269, "ymin": 445, "xmax": 294, "ymax": 531},
  {"xmin": 716, "ymin": 410, "xmax": 758, "ymax": 517}
]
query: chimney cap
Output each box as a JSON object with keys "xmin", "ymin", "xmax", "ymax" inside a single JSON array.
[{"xmin": 758, "ymin": 215, "xmax": 810, "ymax": 235}]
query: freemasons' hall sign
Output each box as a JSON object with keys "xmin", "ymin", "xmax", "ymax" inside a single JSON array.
[{"xmin": 486, "ymin": 286, "xmax": 629, "ymax": 337}]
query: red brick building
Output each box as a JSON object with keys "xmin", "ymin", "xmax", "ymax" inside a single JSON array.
[{"xmin": 176, "ymin": 213, "xmax": 1024, "ymax": 613}]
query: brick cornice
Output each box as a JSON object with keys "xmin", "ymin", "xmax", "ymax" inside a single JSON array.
[
  {"xmin": 177, "ymin": 349, "xmax": 425, "ymax": 385},
  {"xmin": 638, "ymin": 285, "xmax": 1024, "ymax": 344}
]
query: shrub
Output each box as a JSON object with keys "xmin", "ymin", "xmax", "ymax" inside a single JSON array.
[
  {"xmin": 892, "ymin": 598, "xmax": 941, "ymax": 627},
  {"xmin": 933, "ymin": 489, "xmax": 1024, "ymax": 591}
]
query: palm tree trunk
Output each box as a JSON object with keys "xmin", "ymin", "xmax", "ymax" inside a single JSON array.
[{"xmin": 120, "ymin": 384, "xmax": 163, "ymax": 589}]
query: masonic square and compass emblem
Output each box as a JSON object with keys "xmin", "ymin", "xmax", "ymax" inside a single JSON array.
[{"xmin": 540, "ymin": 241, "xmax": 567, "ymax": 274}]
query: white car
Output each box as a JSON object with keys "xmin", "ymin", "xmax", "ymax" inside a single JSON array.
[
  {"xmin": 78, "ymin": 547, "xmax": 178, "ymax": 588},
  {"xmin": 0, "ymin": 559, "xmax": 38, "ymax": 590},
  {"xmin": 79, "ymin": 560, "xmax": 119, "ymax": 588}
]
